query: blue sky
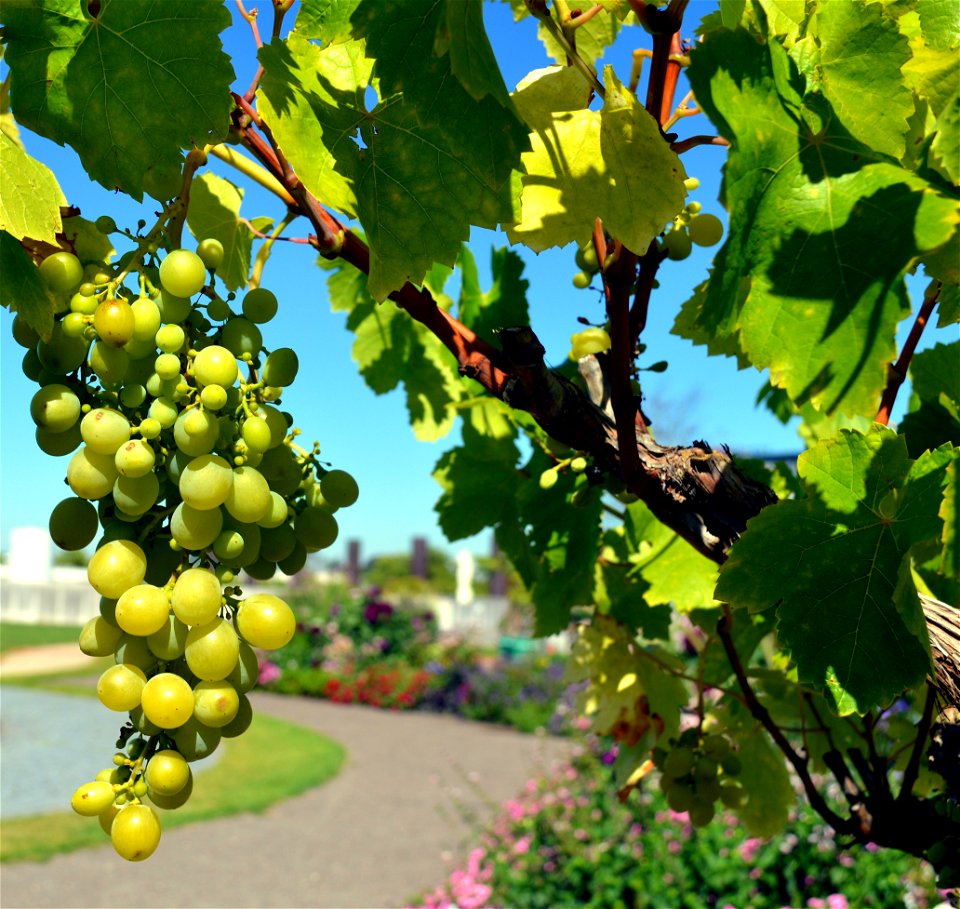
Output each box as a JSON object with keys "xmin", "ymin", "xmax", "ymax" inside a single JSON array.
[{"xmin": 0, "ymin": 1, "xmax": 932, "ymax": 564}]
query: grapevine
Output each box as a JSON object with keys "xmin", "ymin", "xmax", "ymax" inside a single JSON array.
[
  {"xmin": 16, "ymin": 197, "xmax": 358, "ymax": 861},
  {"xmin": 1, "ymin": 0, "xmax": 958, "ymax": 890}
]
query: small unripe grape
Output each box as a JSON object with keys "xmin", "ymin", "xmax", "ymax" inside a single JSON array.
[
  {"xmin": 196, "ymin": 238, "xmax": 224, "ymax": 270},
  {"xmin": 575, "ymin": 245, "xmax": 599, "ymax": 273},
  {"xmin": 39, "ymin": 251, "xmax": 84, "ymax": 293},
  {"xmin": 95, "ymin": 215, "xmax": 118, "ymax": 234},
  {"xmin": 572, "ymin": 271, "xmax": 591, "ymax": 289},
  {"xmin": 688, "ymin": 213, "xmax": 724, "ymax": 247},
  {"xmin": 200, "ymin": 385, "xmax": 228, "ymax": 410},
  {"xmin": 159, "ymin": 249, "xmax": 206, "ymax": 299},
  {"xmin": 539, "ymin": 468, "xmax": 559, "ymax": 490},
  {"xmin": 155, "ymin": 324, "xmax": 185, "ymax": 354},
  {"xmin": 662, "ymin": 229, "xmax": 692, "ymax": 260},
  {"xmin": 241, "ymin": 287, "xmax": 278, "ymax": 323},
  {"xmin": 261, "ymin": 347, "xmax": 298, "ymax": 388},
  {"xmin": 683, "ymin": 176, "xmax": 700, "ymax": 191},
  {"xmin": 569, "ymin": 327, "xmax": 611, "ymax": 359}
]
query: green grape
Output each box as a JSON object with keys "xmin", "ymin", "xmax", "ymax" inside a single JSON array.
[
  {"xmin": 130, "ymin": 297, "xmax": 162, "ymax": 341},
  {"xmin": 539, "ymin": 468, "xmax": 559, "ymax": 490},
  {"xmin": 97, "ymin": 663, "xmax": 147, "ymax": 711},
  {"xmin": 206, "ymin": 297, "xmax": 232, "ymax": 322},
  {"xmin": 171, "ymin": 567, "xmax": 222, "ymax": 626},
  {"xmin": 145, "ymin": 750, "xmax": 191, "ymax": 796},
  {"xmin": 220, "ymin": 317, "xmax": 262, "ymax": 359},
  {"xmin": 173, "ymin": 715, "xmax": 222, "ymax": 762},
  {"xmin": 129, "ymin": 705, "xmax": 162, "ymax": 736},
  {"xmin": 226, "ymin": 641, "xmax": 260, "ymax": 693},
  {"xmin": 686, "ymin": 200, "xmax": 702, "ymax": 215},
  {"xmin": 154, "ymin": 353, "xmax": 182, "ymax": 381},
  {"xmin": 115, "ymin": 439, "xmax": 156, "ymax": 478},
  {"xmin": 139, "ymin": 417, "xmax": 162, "ymax": 440},
  {"xmin": 147, "ymin": 613, "xmax": 189, "ymax": 660},
  {"xmin": 115, "ymin": 583, "xmax": 170, "ymax": 636},
  {"xmin": 95, "ymin": 214, "xmax": 118, "ymax": 234},
  {"xmin": 261, "ymin": 347, "xmax": 298, "ymax": 387},
  {"xmin": 68, "ymin": 445, "xmax": 119, "ymax": 498},
  {"xmin": 12, "ymin": 314, "xmax": 41, "ymax": 348},
  {"xmin": 688, "ymin": 799, "xmax": 716, "ymax": 828},
  {"xmin": 688, "ymin": 213, "xmax": 724, "ymax": 247},
  {"xmin": 94, "ymin": 299, "xmax": 135, "ymax": 347},
  {"xmin": 663, "ymin": 746, "xmax": 696, "ymax": 779},
  {"xmin": 173, "ymin": 408, "xmax": 219, "ymax": 456},
  {"xmin": 148, "ymin": 770, "xmax": 194, "ymax": 810},
  {"xmin": 236, "ymin": 593, "xmax": 295, "ymax": 650},
  {"xmin": 30, "ymin": 383, "xmax": 81, "ymax": 433},
  {"xmin": 244, "ymin": 557, "xmax": 277, "ymax": 581},
  {"xmin": 156, "ymin": 323, "xmax": 186, "ymax": 354},
  {"xmin": 99, "ymin": 596, "xmax": 119, "ymax": 626},
  {"xmin": 49, "ymin": 496, "xmax": 98, "ymax": 550},
  {"xmin": 111, "ymin": 804, "xmax": 161, "ymax": 862},
  {"xmin": 257, "ymin": 491, "xmax": 289, "ymax": 529},
  {"xmin": 193, "ymin": 679, "xmax": 240, "ymax": 727},
  {"xmin": 114, "ymin": 636, "xmax": 160, "ymax": 675},
  {"xmin": 78, "ymin": 615, "xmax": 125, "ymax": 657},
  {"xmin": 295, "ymin": 507, "xmax": 338, "ymax": 552},
  {"xmin": 140, "ymin": 672, "xmax": 194, "ymax": 729},
  {"xmin": 170, "ymin": 502, "xmax": 223, "ymax": 550},
  {"xmin": 572, "ymin": 271, "xmax": 591, "ymax": 289},
  {"xmin": 259, "ymin": 523, "xmax": 296, "ymax": 562},
  {"xmin": 179, "ymin": 454, "xmax": 234, "ymax": 510},
  {"xmin": 213, "ymin": 529, "xmax": 245, "ymax": 560},
  {"xmin": 701, "ymin": 733, "xmax": 731, "ymax": 759},
  {"xmin": 200, "ymin": 385, "xmax": 227, "ymax": 410},
  {"xmin": 119, "ymin": 383, "xmax": 148, "ymax": 409},
  {"xmin": 22, "ymin": 348, "xmax": 44, "ymax": 382},
  {"xmin": 81, "ymin": 408, "xmax": 131, "ymax": 455},
  {"xmin": 62, "ymin": 312, "xmax": 89, "ymax": 338},
  {"xmin": 71, "ymin": 780, "xmax": 115, "ymax": 817},
  {"xmin": 570, "ymin": 456, "xmax": 587, "ymax": 473},
  {"xmin": 222, "ymin": 465, "xmax": 271, "ymax": 523},
  {"xmin": 257, "ymin": 404, "xmax": 287, "ymax": 448},
  {"xmin": 683, "ymin": 176, "xmax": 700, "ymax": 191},
  {"xmin": 89, "ymin": 341, "xmax": 130, "ymax": 385},
  {"xmin": 575, "ymin": 245, "xmax": 599, "ymax": 273},
  {"xmin": 155, "ymin": 289, "xmax": 192, "ymax": 324},
  {"xmin": 241, "ymin": 287, "xmax": 278, "ymax": 324},
  {"xmin": 113, "ymin": 473, "xmax": 160, "ymax": 516},
  {"xmin": 159, "ymin": 249, "xmax": 206, "ymax": 299},
  {"xmin": 569, "ymin": 327, "xmax": 611, "ymax": 359},
  {"xmin": 88, "ymin": 540, "xmax": 147, "ymax": 598},
  {"xmin": 661, "ymin": 228, "xmax": 692, "ymax": 260},
  {"xmin": 148, "ymin": 396, "xmax": 179, "ymax": 429},
  {"xmin": 220, "ymin": 693, "xmax": 253, "ymax": 738},
  {"xmin": 197, "ymin": 238, "xmax": 224, "ymax": 270},
  {"xmin": 720, "ymin": 753, "xmax": 742, "ymax": 776},
  {"xmin": 185, "ymin": 617, "xmax": 239, "ymax": 681},
  {"xmin": 34, "ymin": 422, "xmax": 80, "ymax": 457},
  {"xmin": 37, "ymin": 321, "xmax": 89, "ymax": 374},
  {"xmin": 719, "ymin": 782, "xmax": 748, "ymax": 809},
  {"xmin": 241, "ymin": 415, "xmax": 272, "ymax": 453},
  {"xmin": 694, "ymin": 756, "xmax": 719, "ymax": 781},
  {"xmin": 664, "ymin": 780, "xmax": 696, "ymax": 814},
  {"xmin": 165, "ymin": 449, "xmax": 192, "ymax": 485},
  {"xmin": 320, "ymin": 469, "xmax": 359, "ymax": 508},
  {"xmin": 258, "ymin": 444, "xmax": 301, "ymax": 496},
  {"xmin": 39, "ymin": 251, "xmax": 84, "ymax": 293},
  {"xmin": 277, "ymin": 540, "xmax": 307, "ymax": 576}
]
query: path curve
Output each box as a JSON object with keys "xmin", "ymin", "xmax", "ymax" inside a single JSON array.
[{"xmin": 1, "ymin": 691, "xmax": 573, "ymax": 909}]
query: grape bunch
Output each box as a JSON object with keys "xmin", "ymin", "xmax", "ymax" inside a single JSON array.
[
  {"xmin": 15, "ymin": 217, "xmax": 359, "ymax": 861},
  {"xmin": 659, "ymin": 178, "xmax": 725, "ymax": 261},
  {"xmin": 652, "ymin": 728, "xmax": 745, "ymax": 827}
]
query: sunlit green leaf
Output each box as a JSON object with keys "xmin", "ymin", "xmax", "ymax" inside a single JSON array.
[{"xmin": 0, "ymin": 133, "xmax": 66, "ymax": 243}]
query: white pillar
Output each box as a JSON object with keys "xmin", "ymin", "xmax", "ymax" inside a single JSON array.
[{"xmin": 8, "ymin": 527, "xmax": 51, "ymax": 583}]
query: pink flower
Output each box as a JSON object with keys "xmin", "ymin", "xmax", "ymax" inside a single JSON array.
[
  {"xmin": 513, "ymin": 836, "xmax": 531, "ymax": 855},
  {"xmin": 827, "ymin": 896, "xmax": 848, "ymax": 909},
  {"xmin": 739, "ymin": 837, "xmax": 763, "ymax": 863},
  {"xmin": 505, "ymin": 799, "xmax": 524, "ymax": 821},
  {"xmin": 257, "ymin": 659, "xmax": 281, "ymax": 684}
]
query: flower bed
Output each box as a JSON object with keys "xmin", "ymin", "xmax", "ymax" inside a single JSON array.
[{"xmin": 408, "ymin": 739, "xmax": 942, "ymax": 909}]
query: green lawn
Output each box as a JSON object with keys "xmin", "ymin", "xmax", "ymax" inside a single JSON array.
[
  {"xmin": 0, "ymin": 622, "xmax": 84, "ymax": 653},
  {"xmin": 1, "ymin": 692, "xmax": 346, "ymax": 863}
]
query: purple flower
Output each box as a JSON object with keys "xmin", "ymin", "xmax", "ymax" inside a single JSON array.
[{"xmin": 364, "ymin": 600, "xmax": 395, "ymax": 624}]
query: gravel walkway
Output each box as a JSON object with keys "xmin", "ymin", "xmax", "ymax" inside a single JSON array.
[{"xmin": 1, "ymin": 690, "xmax": 573, "ymax": 909}]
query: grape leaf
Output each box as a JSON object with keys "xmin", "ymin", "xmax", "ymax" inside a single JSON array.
[
  {"xmin": 538, "ymin": 9, "xmax": 620, "ymax": 66},
  {"xmin": 512, "ymin": 65, "xmax": 593, "ymax": 130},
  {"xmin": 814, "ymin": 0, "xmax": 914, "ymax": 160},
  {"xmin": 684, "ymin": 29, "xmax": 959, "ymax": 416},
  {"xmin": 186, "ymin": 173, "xmax": 255, "ymax": 292},
  {"xmin": 594, "ymin": 562, "xmax": 672, "ymax": 641},
  {"xmin": 941, "ymin": 460, "xmax": 959, "ymax": 578},
  {"xmin": 624, "ymin": 500, "xmax": 719, "ymax": 612},
  {"xmin": 348, "ymin": 0, "xmax": 527, "ymax": 189},
  {"xmin": 716, "ymin": 426, "xmax": 936, "ymax": 715},
  {"xmin": 506, "ymin": 67, "xmax": 686, "ymax": 255},
  {"xmin": 733, "ymin": 726, "xmax": 794, "ymax": 837},
  {"xmin": 918, "ymin": 0, "xmax": 960, "ymax": 50},
  {"xmin": 259, "ymin": 36, "xmax": 517, "ymax": 300},
  {"xmin": 456, "ymin": 245, "xmax": 529, "ymax": 347},
  {"xmin": 295, "ymin": 0, "xmax": 360, "ymax": 44},
  {"xmin": 0, "ymin": 53, "xmax": 21, "ymax": 148},
  {"xmin": 0, "ymin": 231, "xmax": 54, "ymax": 338},
  {"xmin": 62, "ymin": 216, "xmax": 114, "ymax": 267},
  {"xmin": 1, "ymin": 0, "xmax": 234, "ymax": 200},
  {"xmin": 0, "ymin": 133, "xmax": 66, "ymax": 243}
]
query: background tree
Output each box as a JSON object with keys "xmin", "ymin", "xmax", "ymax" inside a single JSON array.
[{"xmin": 0, "ymin": 0, "xmax": 957, "ymax": 884}]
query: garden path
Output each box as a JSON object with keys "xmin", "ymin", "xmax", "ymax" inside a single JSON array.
[{"xmin": 1, "ymin": 689, "xmax": 574, "ymax": 909}]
